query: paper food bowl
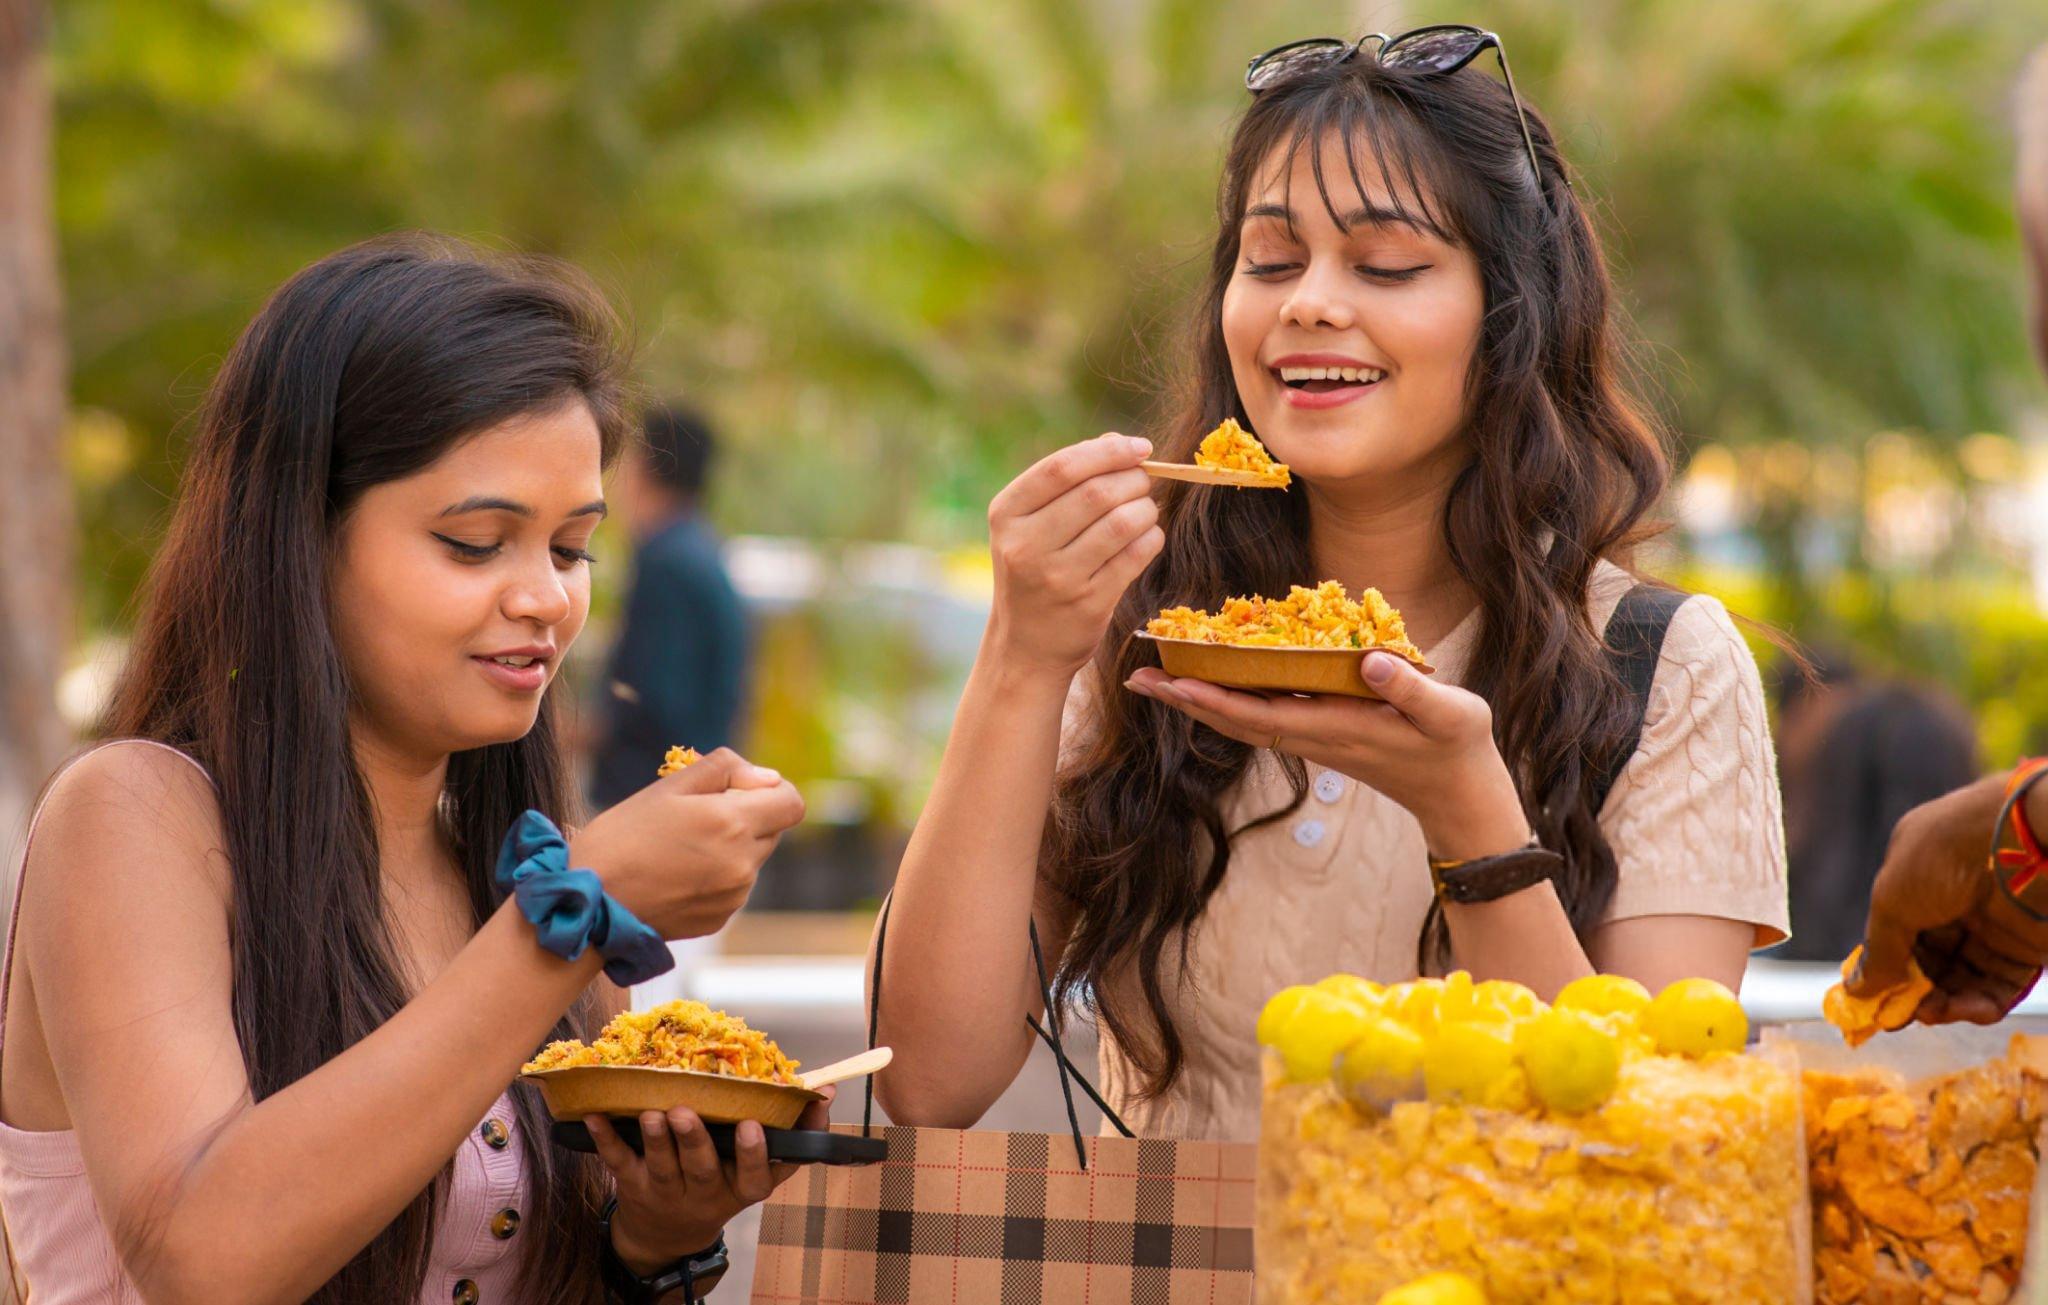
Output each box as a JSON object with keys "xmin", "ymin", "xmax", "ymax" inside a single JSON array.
[
  {"xmin": 520, "ymin": 1064, "xmax": 825, "ymax": 1130},
  {"xmin": 1137, "ymin": 632, "xmax": 1434, "ymax": 700}
]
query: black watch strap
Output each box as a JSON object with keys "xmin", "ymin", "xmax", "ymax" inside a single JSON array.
[
  {"xmin": 599, "ymin": 1198, "xmax": 729, "ymax": 1302},
  {"xmin": 1429, "ymin": 844, "xmax": 1564, "ymax": 904}
]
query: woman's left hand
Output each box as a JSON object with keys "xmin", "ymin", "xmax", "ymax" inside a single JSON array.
[
  {"xmin": 1126, "ymin": 652, "xmax": 1529, "ymax": 859},
  {"xmin": 587, "ymin": 1087, "xmax": 835, "ymax": 1273}
]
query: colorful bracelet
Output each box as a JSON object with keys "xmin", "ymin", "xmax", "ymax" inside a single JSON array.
[
  {"xmin": 494, "ymin": 810, "xmax": 675, "ymax": 985},
  {"xmin": 1991, "ymin": 758, "xmax": 2048, "ymax": 921}
]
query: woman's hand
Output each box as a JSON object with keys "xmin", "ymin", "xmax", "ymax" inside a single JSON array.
[
  {"xmin": 1849, "ymin": 774, "xmax": 2048, "ymax": 1024},
  {"xmin": 985, "ymin": 433, "xmax": 1163, "ymax": 681},
  {"xmin": 569, "ymin": 748, "xmax": 805, "ymax": 940},
  {"xmin": 589, "ymin": 1089, "xmax": 835, "ymax": 1273},
  {"xmin": 1125, "ymin": 651, "xmax": 1530, "ymax": 859}
]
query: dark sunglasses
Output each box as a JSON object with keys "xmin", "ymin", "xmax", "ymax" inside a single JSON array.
[{"xmin": 1245, "ymin": 26, "xmax": 1552, "ymax": 190}]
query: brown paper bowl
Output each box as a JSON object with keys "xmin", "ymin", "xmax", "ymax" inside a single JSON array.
[
  {"xmin": 1137, "ymin": 632, "xmax": 1434, "ymax": 700},
  {"xmin": 520, "ymin": 1065, "xmax": 824, "ymax": 1130}
]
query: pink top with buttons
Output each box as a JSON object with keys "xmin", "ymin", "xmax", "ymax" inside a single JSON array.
[{"xmin": 0, "ymin": 740, "xmax": 535, "ymax": 1303}]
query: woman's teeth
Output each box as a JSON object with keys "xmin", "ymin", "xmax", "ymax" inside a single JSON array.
[
  {"xmin": 1278, "ymin": 365, "xmax": 1385, "ymax": 389},
  {"xmin": 491, "ymin": 655, "xmax": 537, "ymax": 667}
]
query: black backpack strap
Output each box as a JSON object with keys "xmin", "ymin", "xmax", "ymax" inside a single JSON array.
[{"xmin": 1588, "ymin": 583, "xmax": 1692, "ymax": 817}]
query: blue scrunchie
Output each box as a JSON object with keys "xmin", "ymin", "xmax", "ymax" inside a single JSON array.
[{"xmin": 495, "ymin": 810, "xmax": 675, "ymax": 986}]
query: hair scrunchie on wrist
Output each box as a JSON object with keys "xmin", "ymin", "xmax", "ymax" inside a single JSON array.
[{"xmin": 495, "ymin": 810, "xmax": 675, "ymax": 985}]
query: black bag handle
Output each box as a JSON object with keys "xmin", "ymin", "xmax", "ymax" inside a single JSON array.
[{"xmin": 863, "ymin": 891, "xmax": 1133, "ymax": 1165}]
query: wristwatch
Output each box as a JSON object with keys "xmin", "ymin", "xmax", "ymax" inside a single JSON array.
[
  {"xmin": 599, "ymin": 1199, "xmax": 729, "ymax": 1302},
  {"xmin": 1428, "ymin": 840, "xmax": 1564, "ymax": 905}
]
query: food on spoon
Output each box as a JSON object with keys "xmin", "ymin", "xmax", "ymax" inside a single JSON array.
[
  {"xmin": 524, "ymin": 999, "xmax": 801, "ymax": 1085},
  {"xmin": 1821, "ymin": 944, "xmax": 1933, "ymax": 1048},
  {"xmin": 657, "ymin": 745, "xmax": 702, "ymax": 777},
  {"xmin": 1192, "ymin": 417, "xmax": 1291, "ymax": 486},
  {"xmin": 1146, "ymin": 580, "xmax": 1424, "ymax": 660}
]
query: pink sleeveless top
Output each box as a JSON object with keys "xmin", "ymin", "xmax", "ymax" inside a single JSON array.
[{"xmin": 0, "ymin": 740, "xmax": 535, "ymax": 1303}]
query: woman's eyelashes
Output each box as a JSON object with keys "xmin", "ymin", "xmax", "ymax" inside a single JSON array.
[
  {"xmin": 1239, "ymin": 259, "xmax": 1430, "ymax": 282},
  {"xmin": 431, "ymin": 532, "xmax": 595, "ymax": 568}
]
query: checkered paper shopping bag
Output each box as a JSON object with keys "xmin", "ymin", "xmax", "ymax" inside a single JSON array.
[{"xmin": 750, "ymin": 1124, "xmax": 1255, "ymax": 1305}]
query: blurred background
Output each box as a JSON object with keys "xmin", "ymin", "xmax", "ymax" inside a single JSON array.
[{"xmin": 6, "ymin": 0, "xmax": 2046, "ymax": 1282}]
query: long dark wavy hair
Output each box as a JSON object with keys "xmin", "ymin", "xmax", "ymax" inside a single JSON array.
[
  {"xmin": 1047, "ymin": 55, "xmax": 1671, "ymax": 1098},
  {"xmin": 101, "ymin": 234, "xmax": 628, "ymax": 1301}
]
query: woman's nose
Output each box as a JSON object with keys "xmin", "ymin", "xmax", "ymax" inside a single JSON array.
[
  {"xmin": 1281, "ymin": 261, "xmax": 1358, "ymax": 332},
  {"xmin": 502, "ymin": 555, "xmax": 572, "ymax": 626}
]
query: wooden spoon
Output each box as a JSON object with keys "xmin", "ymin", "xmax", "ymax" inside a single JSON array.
[
  {"xmin": 1141, "ymin": 460, "xmax": 1287, "ymax": 489},
  {"xmin": 797, "ymin": 1046, "xmax": 894, "ymax": 1092}
]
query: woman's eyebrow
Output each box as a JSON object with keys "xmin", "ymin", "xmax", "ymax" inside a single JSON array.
[
  {"xmin": 1243, "ymin": 200, "xmax": 1435, "ymax": 235},
  {"xmin": 437, "ymin": 495, "xmax": 608, "ymax": 519}
]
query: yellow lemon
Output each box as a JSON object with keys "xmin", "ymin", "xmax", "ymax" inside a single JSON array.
[
  {"xmin": 1316, "ymin": 973, "xmax": 1385, "ymax": 1010},
  {"xmin": 1554, "ymin": 973, "xmax": 1653, "ymax": 1022},
  {"xmin": 1472, "ymin": 979, "xmax": 1543, "ymax": 1022},
  {"xmin": 1256, "ymin": 985, "xmax": 1319, "ymax": 1047},
  {"xmin": 1422, "ymin": 1020, "xmax": 1522, "ymax": 1106},
  {"xmin": 1377, "ymin": 1270, "xmax": 1488, "ymax": 1305},
  {"xmin": 1334, "ymin": 1015, "xmax": 1427, "ymax": 1111},
  {"xmin": 1390, "ymin": 977, "xmax": 1448, "ymax": 1033},
  {"xmin": 1516, "ymin": 1008, "xmax": 1622, "ymax": 1113},
  {"xmin": 1435, "ymin": 970, "xmax": 1479, "ymax": 1024},
  {"xmin": 1273, "ymin": 989, "xmax": 1377, "ymax": 1082},
  {"xmin": 1642, "ymin": 977, "xmax": 1748, "ymax": 1058}
]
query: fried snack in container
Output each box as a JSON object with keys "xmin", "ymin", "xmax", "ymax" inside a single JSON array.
[
  {"xmin": 1823, "ymin": 945, "xmax": 1935, "ymax": 1049},
  {"xmin": 1257, "ymin": 972, "xmax": 1809, "ymax": 1304},
  {"xmin": 1146, "ymin": 580, "xmax": 1424, "ymax": 660},
  {"xmin": 524, "ymin": 998, "xmax": 801, "ymax": 1085},
  {"xmin": 1772, "ymin": 1021, "xmax": 2048, "ymax": 1305}
]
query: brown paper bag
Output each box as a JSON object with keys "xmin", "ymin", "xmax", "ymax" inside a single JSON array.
[
  {"xmin": 750, "ymin": 895, "xmax": 1256, "ymax": 1303},
  {"xmin": 751, "ymin": 1124, "xmax": 1255, "ymax": 1304}
]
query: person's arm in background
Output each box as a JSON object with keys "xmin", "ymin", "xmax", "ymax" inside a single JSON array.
[{"xmin": 1848, "ymin": 770, "xmax": 2048, "ymax": 1023}]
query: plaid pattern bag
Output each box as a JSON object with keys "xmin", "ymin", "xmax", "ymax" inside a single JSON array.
[{"xmin": 748, "ymin": 898, "xmax": 1257, "ymax": 1304}]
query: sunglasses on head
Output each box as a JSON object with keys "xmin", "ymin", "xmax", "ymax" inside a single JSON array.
[{"xmin": 1245, "ymin": 26, "xmax": 1554, "ymax": 190}]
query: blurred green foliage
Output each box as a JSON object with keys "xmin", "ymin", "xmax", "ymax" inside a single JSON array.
[{"xmin": 56, "ymin": 0, "xmax": 2043, "ymax": 634}]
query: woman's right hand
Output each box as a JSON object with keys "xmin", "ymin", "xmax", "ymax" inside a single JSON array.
[
  {"xmin": 570, "ymin": 749, "xmax": 803, "ymax": 940},
  {"xmin": 985, "ymin": 432, "xmax": 1163, "ymax": 679}
]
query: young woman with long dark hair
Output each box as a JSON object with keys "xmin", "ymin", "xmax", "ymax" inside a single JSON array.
[
  {"xmin": 876, "ymin": 32, "xmax": 1790, "ymax": 1141},
  {"xmin": 0, "ymin": 235, "xmax": 814, "ymax": 1302}
]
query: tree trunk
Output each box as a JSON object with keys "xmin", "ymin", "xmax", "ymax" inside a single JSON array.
[{"xmin": 0, "ymin": 0, "xmax": 71, "ymax": 898}]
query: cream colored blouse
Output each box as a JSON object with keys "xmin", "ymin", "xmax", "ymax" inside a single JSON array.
[{"xmin": 1066, "ymin": 563, "xmax": 1790, "ymax": 1142}]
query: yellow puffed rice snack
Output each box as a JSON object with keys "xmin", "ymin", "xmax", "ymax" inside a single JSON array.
[
  {"xmin": 1257, "ymin": 972, "xmax": 1806, "ymax": 1304},
  {"xmin": 1193, "ymin": 417, "xmax": 1290, "ymax": 485},
  {"xmin": 1147, "ymin": 580, "xmax": 1424, "ymax": 661},
  {"xmin": 524, "ymin": 999, "xmax": 801, "ymax": 1085},
  {"xmin": 657, "ymin": 745, "xmax": 702, "ymax": 777}
]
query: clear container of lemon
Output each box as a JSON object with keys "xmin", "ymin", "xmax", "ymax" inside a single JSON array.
[{"xmin": 1256, "ymin": 971, "xmax": 1810, "ymax": 1305}]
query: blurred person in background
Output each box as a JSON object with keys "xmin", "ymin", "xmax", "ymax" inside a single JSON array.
[
  {"xmin": 588, "ymin": 402, "xmax": 752, "ymax": 812},
  {"xmin": 1772, "ymin": 652, "xmax": 1977, "ymax": 961},
  {"xmin": 1846, "ymin": 46, "xmax": 2048, "ymax": 1021}
]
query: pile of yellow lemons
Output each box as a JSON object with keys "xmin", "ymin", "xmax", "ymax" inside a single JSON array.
[{"xmin": 1256, "ymin": 970, "xmax": 1748, "ymax": 1116}]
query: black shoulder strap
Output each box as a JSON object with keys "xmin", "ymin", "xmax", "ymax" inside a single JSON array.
[{"xmin": 1589, "ymin": 583, "xmax": 1691, "ymax": 817}]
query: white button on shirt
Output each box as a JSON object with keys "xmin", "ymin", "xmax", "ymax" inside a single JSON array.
[
  {"xmin": 1313, "ymin": 771, "xmax": 1347, "ymax": 803},
  {"xmin": 1292, "ymin": 819, "xmax": 1326, "ymax": 848}
]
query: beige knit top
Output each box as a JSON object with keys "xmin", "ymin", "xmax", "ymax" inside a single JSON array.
[{"xmin": 1067, "ymin": 563, "xmax": 1790, "ymax": 1143}]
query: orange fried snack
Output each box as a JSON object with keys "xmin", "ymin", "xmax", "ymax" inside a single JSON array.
[
  {"xmin": 1823, "ymin": 945, "xmax": 1934, "ymax": 1048},
  {"xmin": 1193, "ymin": 418, "xmax": 1291, "ymax": 486},
  {"xmin": 1806, "ymin": 1034, "xmax": 2048, "ymax": 1304},
  {"xmin": 657, "ymin": 745, "xmax": 702, "ymax": 777}
]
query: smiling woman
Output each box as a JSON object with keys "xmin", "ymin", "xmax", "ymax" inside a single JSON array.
[
  {"xmin": 0, "ymin": 235, "xmax": 811, "ymax": 1303},
  {"xmin": 877, "ymin": 34, "xmax": 1788, "ymax": 1145}
]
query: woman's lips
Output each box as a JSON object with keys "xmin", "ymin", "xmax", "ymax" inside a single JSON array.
[
  {"xmin": 1281, "ymin": 376, "xmax": 1383, "ymax": 410},
  {"xmin": 473, "ymin": 656, "xmax": 548, "ymax": 693}
]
